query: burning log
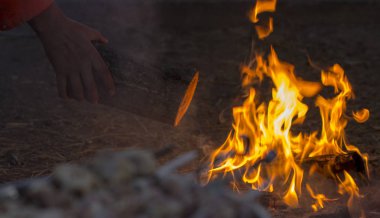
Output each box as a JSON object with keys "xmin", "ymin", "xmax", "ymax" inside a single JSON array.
[
  {"xmin": 206, "ymin": 150, "xmax": 366, "ymax": 180},
  {"xmin": 300, "ymin": 151, "xmax": 368, "ymax": 179}
]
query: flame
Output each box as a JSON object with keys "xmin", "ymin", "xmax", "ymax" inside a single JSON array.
[
  {"xmin": 338, "ymin": 170, "xmax": 366, "ymax": 218},
  {"xmin": 353, "ymin": 109, "xmax": 370, "ymax": 123},
  {"xmin": 306, "ymin": 184, "xmax": 336, "ymax": 212},
  {"xmin": 250, "ymin": 0, "xmax": 277, "ymax": 39},
  {"xmin": 250, "ymin": 0, "xmax": 277, "ymax": 23},
  {"xmin": 255, "ymin": 17, "xmax": 273, "ymax": 39},
  {"xmin": 208, "ymin": 0, "xmax": 369, "ymax": 212},
  {"xmin": 338, "ymin": 171, "xmax": 361, "ymax": 207}
]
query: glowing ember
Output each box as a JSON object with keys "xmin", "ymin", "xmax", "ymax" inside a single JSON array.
[
  {"xmin": 174, "ymin": 72, "xmax": 199, "ymax": 127},
  {"xmin": 207, "ymin": 0, "xmax": 370, "ymax": 213}
]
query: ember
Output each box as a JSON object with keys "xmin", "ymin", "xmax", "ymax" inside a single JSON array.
[{"xmin": 207, "ymin": 0, "xmax": 370, "ymax": 214}]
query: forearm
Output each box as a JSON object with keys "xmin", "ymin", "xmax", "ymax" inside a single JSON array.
[
  {"xmin": 28, "ymin": 3, "xmax": 65, "ymax": 36},
  {"xmin": 0, "ymin": 0, "xmax": 53, "ymax": 30}
]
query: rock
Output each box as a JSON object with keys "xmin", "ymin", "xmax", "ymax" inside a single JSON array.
[
  {"xmin": 35, "ymin": 209, "xmax": 65, "ymax": 218},
  {"xmin": 90, "ymin": 150, "xmax": 156, "ymax": 185},
  {"xmin": 0, "ymin": 206, "xmax": 63, "ymax": 218},
  {"xmin": 52, "ymin": 164, "xmax": 99, "ymax": 196},
  {"xmin": 158, "ymin": 174, "xmax": 196, "ymax": 205},
  {"xmin": 0, "ymin": 149, "xmax": 270, "ymax": 218},
  {"xmin": 25, "ymin": 180, "xmax": 57, "ymax": 207},
  {"xmin": 145, "ymin": 198, "xmax": 184, "ymax": 218},
  {"xmin": 76, "ymin": 200, "xmax": 115, "ymax": 218}
]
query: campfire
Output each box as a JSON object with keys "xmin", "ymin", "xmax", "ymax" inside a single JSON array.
[{"xmin": 207, "ymin": 0, "xmax": 370, "ymax": 215}]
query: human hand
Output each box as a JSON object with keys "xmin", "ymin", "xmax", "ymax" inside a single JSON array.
[{"xmin": 28, "ymin": 3, "xmax": 115, "ymax": 103}]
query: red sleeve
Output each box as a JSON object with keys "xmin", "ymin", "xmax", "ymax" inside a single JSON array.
[{"xmin": 0, "ymin": 0, "xmax": 53, "ymax": 30}]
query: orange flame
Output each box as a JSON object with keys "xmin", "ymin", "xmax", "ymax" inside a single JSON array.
[
  {"xmin": 306, "ymin": 184, "xmax": 337, "ymax": 212},
  {"xmin": 208, "ymin": 0, "xmax": 369, "ymax": 212},
  {"xmin": 250, "ymin": 0, "xmax": 277, "ymax": 23},
  {"xmin": 338, "ymin": 171, "xmax": 361, "ymax": 207},
  {"xmin": 255, "ymin": 17, "xmax": 274, "ymax": 39},
  {"xmin": 250, "ymin": 0, "xmax": 277, "ymax": 39},
  {"xmin": 353, "ymin": 109, "xmax": 370, "ymax": 123}
]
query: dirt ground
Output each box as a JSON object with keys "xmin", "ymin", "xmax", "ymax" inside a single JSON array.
[{"xmin": 0, "ymin": 1, "xmax": 379, "ymax": 217}]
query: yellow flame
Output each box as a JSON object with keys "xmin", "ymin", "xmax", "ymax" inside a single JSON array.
[
  {"xmin": 283, "ymin": 170, "xmax": 300, "ymax": 208},
  {"xmin": 208, "ymin": 0, "xmax": 369, "ymax": 212}
]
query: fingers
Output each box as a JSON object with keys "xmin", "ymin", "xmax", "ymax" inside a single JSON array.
[
  {"xmin": 55, "ymin": 49, "xmax": 111, "ymax": 103},
  {"xmin": 80, "ymin": 67, "xmax": 99, "ymax": 103},
  {"xmin": 88, "ymin": 29, "xmax": 108, "ymax": 44},
  {"xmin": 56, "ymin": 74, "xmax": 68, "ymax": 99},
  {"xmin": 92, "ymin": 50, "xmax": 116, "ymax": 96},
  {"xmin": 68, "ymin": 74, "xmax": 85, "ymax": 101},
  {"xmin": 47, "ymin": 21, "xmax": 113, "ymax": 102},
  {"xmin": 58, "ymin": 70, "xmax": 98, "ymax": 103},
  {"xmin": 97, "ymin": 33, "xmax": 109, "ymax": 44}
]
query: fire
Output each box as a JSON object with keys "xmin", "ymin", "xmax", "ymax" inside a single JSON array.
[
  {"xmin": 250, "ymin": 0, "xmax": 277, "ymax": 23},
  {"xmin": 207, "ymin": 0, "xmax": 370, "ymax": 213},
  {"xmin": 353, "ymin": 108, "xmax": 370, "ymax": 123},
  {"xmin": 338, "ymin": 171, "xmax": 362, "ymax": 208},
  {"xmin": 306, "ymin": 184, "xmax": 336, "ymax": 212},
  {"xmin": 255, "ymin": 17, "xmax": 273, "ymax": 39},
  {"xmin": 250, "ymin": 0, "xmax": 277, "ymax": 39}
]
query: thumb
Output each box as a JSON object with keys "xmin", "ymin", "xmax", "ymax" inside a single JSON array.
[{"xmin": 89, "ymin": 29, "xmax": 109, "ymax": 44}]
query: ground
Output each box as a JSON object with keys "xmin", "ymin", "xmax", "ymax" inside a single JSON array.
[{"xmin": 0, "ymin": 1, "xmax": 379, "ymax": 217}]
